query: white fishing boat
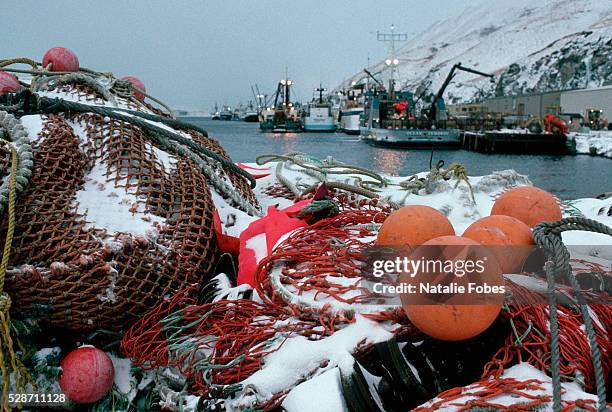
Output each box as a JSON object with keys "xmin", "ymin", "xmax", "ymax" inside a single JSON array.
[
  {"xmin": 339, "ymin": 83, "xmax": 365, "ymax": 135},
  {"xmin": 339, "ymin": 106, "xmax": 364, "ymax": 135},
  {"xmin": 302, "ymin": 85, "xmax": 337, "ymax": 132}
]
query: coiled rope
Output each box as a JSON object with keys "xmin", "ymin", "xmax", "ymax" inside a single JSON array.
[
  {"xmin": 0, "ymin": 91, "xmax": 261, "ymax": 215},
  {"xmin": 34, "ymin": 72, "xmax": 118, "ymax": 105},
  {"xmin": 532, "ymin": 217, "xmax": 611, "ymax": 412},
  {"xmin": 0, "ymin": 57, "xmax": 174, "ymax": 114},
  {"xmin": 0, "ymin": 113, "xmax": 33, "ymax": 411},
  {"xmin": 399, "ymin": 161, "xmax": 475, "ymax": 203},
  {"xmin": 0, "ymin": 113, "xmax": 33, "ymax": 215},
  {"xmin": 256, "ymin": 153, "xmax": 473, "ymax": 208}
]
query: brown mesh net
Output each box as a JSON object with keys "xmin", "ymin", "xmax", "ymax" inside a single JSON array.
[{"xmin": 0, "ymin": 85, "xmax": 256, "ymax": 331}]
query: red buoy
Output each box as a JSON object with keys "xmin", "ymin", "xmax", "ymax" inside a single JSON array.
[
  {"xmin": 0, "ymin": 72, "xmax": 22, "ymax": 95},
  {"xmin": 120, "ymin": 76, "xmax": 146, "ymax": 101},
  {"xmin": 42, "ymin": 47, "xmax": 80, "ymax": 72},
  {"xmin": 377, "ymin": 205, "xmax": 455, "ymax": 247},
  {"xmin": 491, "ymin": 186, "xmax": 561, "ymax": 228},
  {"xmin": 59, "ymin": 346, "xmax": 114, "ymax": 403},
  {"xmin": 463, "ymin": 215, "xmax": 534, "ymax": 273}
]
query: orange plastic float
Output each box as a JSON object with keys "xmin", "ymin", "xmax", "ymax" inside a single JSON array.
[
  {"xmin": 463, "ymin": 215, "xmax": 534, "ymax": 273},
  {"xmin": 377, "ymin": 205, "xmax": 455, "ymax": 247},
  {"xmin": 491, "ymin": 186, "xmax": 561, "ymax": 228},
  {"xmin": 401, "ymin": 235, "xmax": 503, "ymax": 341}
]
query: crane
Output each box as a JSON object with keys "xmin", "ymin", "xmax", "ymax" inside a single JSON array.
[
  {"xmin": 362, "ymin": 68, "xmax": 386, "ymax": 91},
  {"xmin": 427, "ymin": 63, "xmax": 495, "ymax": 121}
]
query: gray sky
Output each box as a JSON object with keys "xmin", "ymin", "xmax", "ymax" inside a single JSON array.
[{"xmin": 3, "ymin": 0, "xmax": 483, "ymax": 111}]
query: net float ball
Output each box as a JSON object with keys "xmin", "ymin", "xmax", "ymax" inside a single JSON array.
[
  {"xmin": 463, "ymin": 215, "xmax": 534, "ymax": 273},
  {"xmin": 0, "ymin": 72, "xmax": 22, "ymax": 95},
  {"xmin": 121, "ymin": 75, "xmax": 146, "ymax": 101},
  {"xmin": 401, "ymin": 235, "xmax": 503, "ymax": 341},
  {"xmin": 59, "ymin": 346, "xmax": 114, "ymax": 404},
  {"xmin": 42, "ymin": 47, "xmax": 80, "ymax": 72},
  {"xmin": 377, "ymin": 205, "xmax": 455, "ymax": 247},
  {"xmin": 491, "ymin": 186, "xmax": 561, "ymax": 228}
]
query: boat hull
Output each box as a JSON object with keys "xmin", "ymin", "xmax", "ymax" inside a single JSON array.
[
  {"xmin": 243, "ymin": 114, "xmax": 259, "ymax": 122},
  {"xmin": 302, "ymin": 121, "xmax": 337, "ymax": 132},
  {"xmin": 361, "ymin": 128, "xmax": 461, "ymax": 149},
  {"xmin": 302, "ymin": 108, "xmax": 337, "ymax": 132},
  {"xmin": 260, "ymin": 120, "xmax": 302, "ymax": 133},
  {"xmin": 339, "ymin": 109, "xmax": 363, "ymax": 135}
]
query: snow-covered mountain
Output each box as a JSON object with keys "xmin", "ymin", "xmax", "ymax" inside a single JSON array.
[{"xmin": 339, "ymin": 0, "xmax": 612, "ymax": 104}]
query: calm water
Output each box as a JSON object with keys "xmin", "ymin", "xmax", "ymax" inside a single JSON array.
[{"xmin": 192, "ymin": 119, "xmax": 611, "ymax": 199}]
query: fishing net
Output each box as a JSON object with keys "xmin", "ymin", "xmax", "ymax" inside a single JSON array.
[
  {"xmin": 484, "ymin": 278, "xmax": 610, "ymax": 393},
  {"xmin": 121, "ymin": 197, "xmax": 611, "ymax": 409},
  {"xmin": 255, "ymin": 195, "xmax": 392, "ymax": 314},
  {"xmin": 120, "ymin": 199, "xmax": 392, "ymax": 394},
  {"xmin": 0, "ymin": 82, "xmax": 258, "ymax": 331},
  {"xmin": 121, "ymin": 287, "xmax": 340, "ymax": 395},
  {"xmin": 413, "ymin": 374, "xmax": 599, "ymax": 412}
]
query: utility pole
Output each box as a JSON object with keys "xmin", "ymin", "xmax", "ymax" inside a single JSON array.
[{"xmin": 376, "ymin": 24, "xmax": 408, "ymax": 93}]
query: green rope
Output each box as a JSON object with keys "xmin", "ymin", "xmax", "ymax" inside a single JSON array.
[
  {"xmin": 532, "ymin": 217, "xmax": 610, "ymax": 412},
  {"xmin": 33, "ymin": 96, "xmax": 256, "ymax": 189}
]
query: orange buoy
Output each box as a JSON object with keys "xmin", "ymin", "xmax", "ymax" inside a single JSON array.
[
  {"xmin": 377, "ymin": 205, "xmax": 455, "ymax": 247},
  {"xmin": 491, "ymin": 186, "xmax": 561, "ymax": 228},
  {"xmin": 401, "ymin": 235, "xmax": 503, "ymax": 341},
  {"xmin": 463, "ymin": 215, "xmax": 534, "ymax": 273}
]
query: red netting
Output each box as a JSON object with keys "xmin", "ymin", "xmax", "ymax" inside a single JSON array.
[
  {"xmin": 413, "ymin": 376, "xmax": 600, "ymax": 412},
  {"xmin": 483, "ymin": 280, "xmax": 610, "ymax": 393},
  {"xmin": 0, "ymin": 84, "xmax": 257, "ymax": 331},
  {"xmin": 263, "ymin": 183, "xmax": 296, "ymax": 200},
  {"xmin": 254, "ymin": 195, "xmax": 392, "ymax": 309},
  {"xmin": 121, "ymin": 191, "xmax": 610, "ymax": 407},
  {"xmin": 121, "ymin": 202, "xmax": 391, "ymax": 394},
  {"xmin": 120, "ymin": 287, "xmax": 347, "ymax": 394}
]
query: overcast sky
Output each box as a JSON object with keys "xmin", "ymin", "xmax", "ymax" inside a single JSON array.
[{"xmin": 3, "ymin": 1, "xmax": 484, "ymax": 111}]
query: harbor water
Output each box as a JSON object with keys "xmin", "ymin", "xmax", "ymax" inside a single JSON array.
[{"xmin": 194, "ymin": 119, "xmax": 611, "ymax": 200}]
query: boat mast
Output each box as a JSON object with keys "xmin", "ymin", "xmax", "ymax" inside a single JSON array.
[
  {"xmin": 316, "ymin": 84, "xmax": 326, "ymax": 104},
  {"xmin": 284, "ymin": 67, "xmax": 291, "ymax": 106},
  {"xmin": 377, "ymin": 24, "xmax": 407, "ymax": 96}
]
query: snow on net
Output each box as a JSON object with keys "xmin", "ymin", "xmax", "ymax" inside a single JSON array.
[{"xmin": 0, "ymin": 83, "xmax": 257, "ymax": 331}]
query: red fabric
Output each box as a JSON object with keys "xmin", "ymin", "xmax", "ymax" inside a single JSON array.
[
  {"xmin": 237, "ymin": 200, "xmax": 310, "ymax": 286},
  {"xmin": 237, "ymin": 162, "xmax": 271, "ymax": 179},
  {"xmin": 213, "ymin": 210, "xmax": 240, "ymax": 254},
  {"xmin": 393, "ymin": 101, "xmax": 408, "ymax": 111}
]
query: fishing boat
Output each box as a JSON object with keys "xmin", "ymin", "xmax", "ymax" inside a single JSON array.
[
  {"xmin": 302, "ymin": 85, "xmax": 337, "ymax": 132},
  {"xmin": 219, "ymin": 105, "xmax": 233, "ymax": 121},
  {"xmin": 242, "ymin": 102, "xmax": 259, "ymax": 122},
  {"xmin": 360, "ymin": 63, "xmax": 495, "ymax": 149},
  {"xmin": 360, "ymin": 89, "xmax": 461, "ymax": 148},
  {"xmin": 339, "ymin": 83, "xmax": 365, "ymax": 135},
  {"xmin": 259, "ymin": 78, "xmax": 302, "ymax": 133},
  {"xmin": 211, "ymin": 104, "xmax": 221, "ymax": 120}
]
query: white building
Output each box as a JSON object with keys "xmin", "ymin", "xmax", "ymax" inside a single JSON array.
[{"xmin": 560, "ymin": 85, "xmax": 612, "ymax": 119}]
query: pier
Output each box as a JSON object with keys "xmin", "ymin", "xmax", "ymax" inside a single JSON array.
[{"xmin": 460, "ymin": 131, "xmax": 572, "ymax": 154}]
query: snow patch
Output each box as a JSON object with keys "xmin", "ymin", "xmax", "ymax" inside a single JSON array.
[{"xmin": 74, "ymin": 162, "xmax": 165, "ymax": 236}]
